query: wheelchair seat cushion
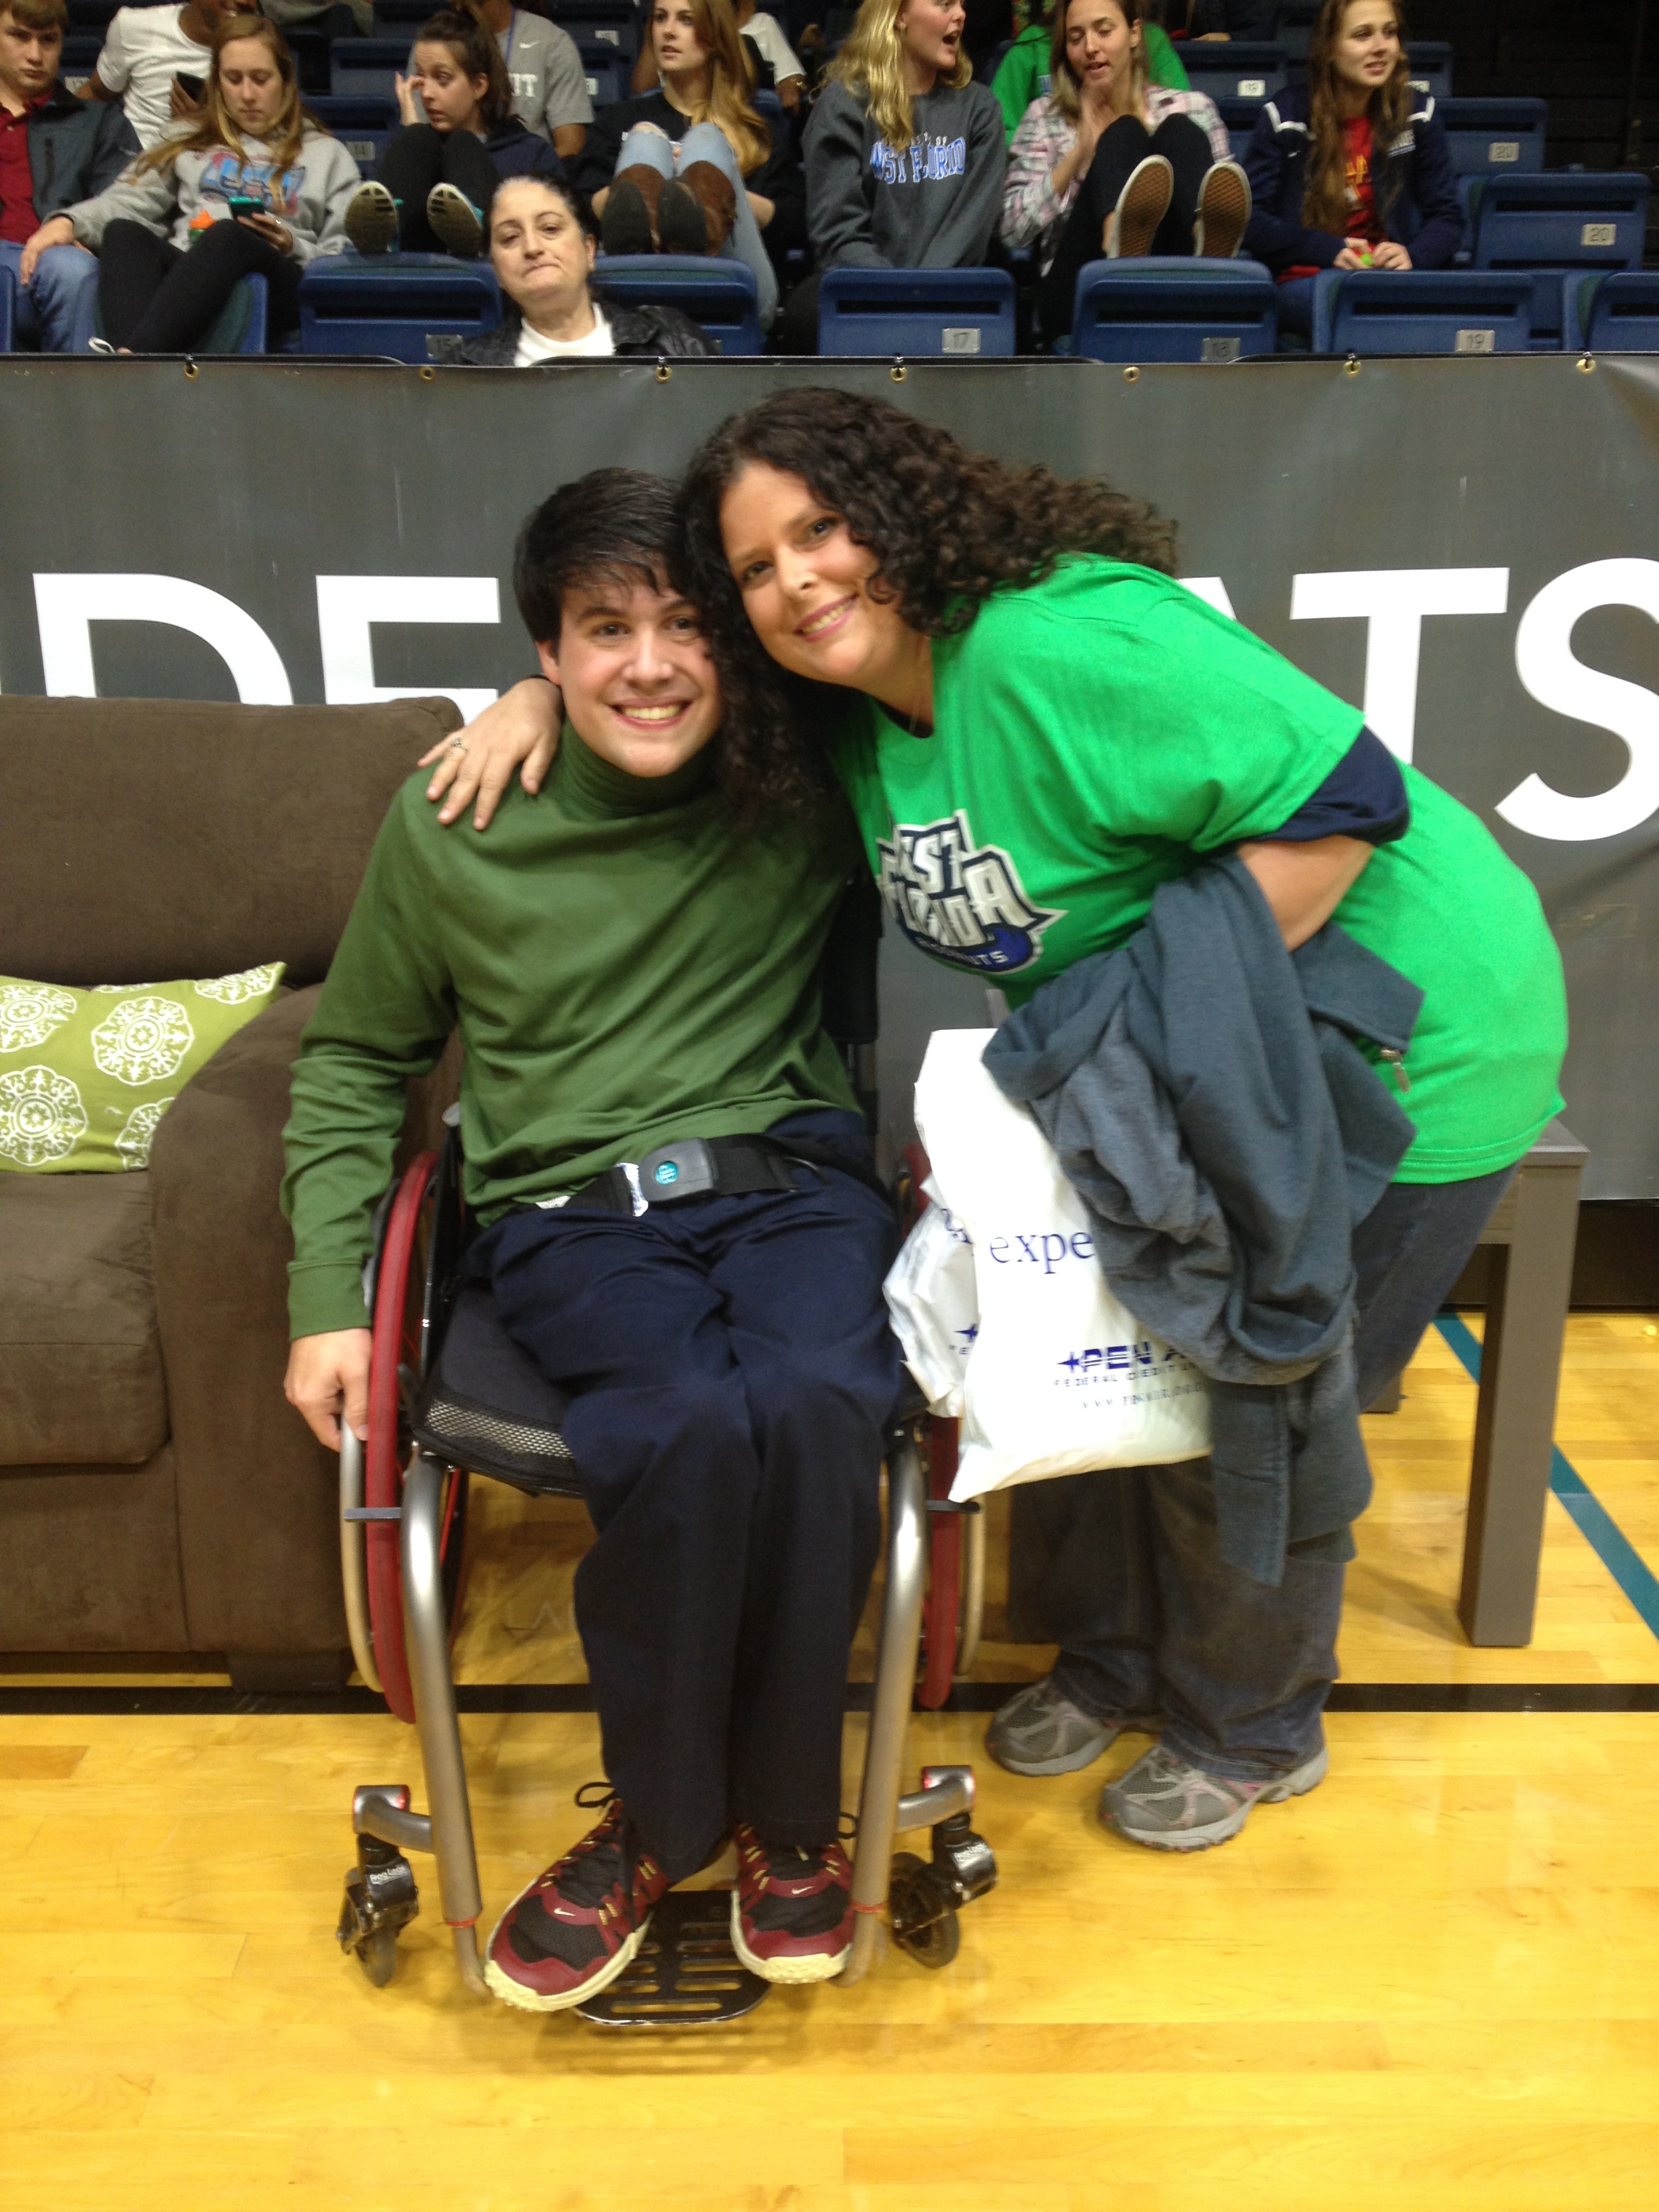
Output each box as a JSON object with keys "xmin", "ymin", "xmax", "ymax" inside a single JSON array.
[{"xmin": 411, "ymin": 1278, "xmax": 586, "ymax": 1498}]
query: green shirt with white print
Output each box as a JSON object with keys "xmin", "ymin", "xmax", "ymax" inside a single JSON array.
[{"xmin": 828, "ymin": 557, "xmax": 1567, "ymax": 1185}]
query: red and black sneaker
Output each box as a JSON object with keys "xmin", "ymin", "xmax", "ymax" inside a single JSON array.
[
  {"xmin": 485, "ymin": 1786, "xmax": 670, "ymax": 2013},
  {"xmin": 731, "ymin": 1820, "xmax": 855, "ymax": 1984}
]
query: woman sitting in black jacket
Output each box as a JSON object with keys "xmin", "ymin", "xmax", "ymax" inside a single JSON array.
[
  {"xmin": 441, "ymin": 171, "xmax": 713, "ymax": 360},
  {"xmin": 1242, "ymin": 0, "xmax": 1462, "ymax": 339}
]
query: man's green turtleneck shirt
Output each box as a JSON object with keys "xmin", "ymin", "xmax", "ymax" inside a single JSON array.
[{"xmin": 282, "ymin": 731, "xmax": 861, "ymax": 1339}]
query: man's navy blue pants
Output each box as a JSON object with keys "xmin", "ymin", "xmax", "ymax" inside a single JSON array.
[{"xmin": 472, "ymin": 1111, "xmax": 903, "ymax": 1883}]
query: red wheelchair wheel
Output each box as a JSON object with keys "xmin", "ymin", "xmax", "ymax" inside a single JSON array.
[{"xmin": 364, "ymin": 1150, "xmax": 476, "ymax": 1724}]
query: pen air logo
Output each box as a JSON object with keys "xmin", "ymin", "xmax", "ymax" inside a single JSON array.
[{"xmin": 877, "ymin": 811, "xmax": 1062, "ymax": 974}]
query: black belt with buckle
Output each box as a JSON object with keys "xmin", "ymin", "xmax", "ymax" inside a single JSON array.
[{"xmin": 535, "ymin": 1132, "xmax": 891, "ymax": 1217}]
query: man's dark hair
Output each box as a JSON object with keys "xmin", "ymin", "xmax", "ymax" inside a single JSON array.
[
  {"xmin": 3, "ymin": 0, "xmax": 68, "ymax": 34},
  {"xmin": 513, "ymin": 469, "xmax": 684, "ymax": 648}
]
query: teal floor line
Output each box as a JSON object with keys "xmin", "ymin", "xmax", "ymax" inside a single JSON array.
[{"xmin": 1434, "ymin": 1312, "xmax": 1659, "ymax": 1641}]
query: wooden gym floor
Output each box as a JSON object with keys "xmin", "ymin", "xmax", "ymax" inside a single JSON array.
[{"xmin": 3, "ymin": 1311, "xmax": 1657, "ymax": 2210}]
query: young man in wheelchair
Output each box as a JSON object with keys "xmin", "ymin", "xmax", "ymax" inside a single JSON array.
[{"xmin": 282, "ymin": 470, "xmax": 903, "ymax": 2011}]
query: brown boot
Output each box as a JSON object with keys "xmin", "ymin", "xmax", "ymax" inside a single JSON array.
[
  {"xmin": 601, "ymin": 164, "xmax": 663, "ymax": 255},
  {"xmin": 661, "ymin": 159, "xmax": 737, "ymax": 256}
]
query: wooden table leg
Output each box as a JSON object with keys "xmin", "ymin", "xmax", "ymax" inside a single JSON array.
[{"xmin": 1458, "ymin": 1156, "xmax": 1583, "ymax": 1645}]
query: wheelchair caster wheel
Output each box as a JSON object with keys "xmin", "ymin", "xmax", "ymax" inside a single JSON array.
[
  {"xmin": 337, "ymin": 1833, "xmax": 419, "ymax": 1987},
  {"xmin": 888, "ymin": 1850, "xmax": 961, "ymax": 1969}
]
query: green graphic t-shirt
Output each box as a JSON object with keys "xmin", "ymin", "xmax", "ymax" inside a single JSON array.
[{"xmin": 830, "ymin": 558, "xmax": 1568, "ymax": 1184}]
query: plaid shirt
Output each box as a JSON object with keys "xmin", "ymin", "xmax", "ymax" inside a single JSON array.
[{"xmin": 1001, "ymin": 89, "xmax": 1229, "ymax": 270}]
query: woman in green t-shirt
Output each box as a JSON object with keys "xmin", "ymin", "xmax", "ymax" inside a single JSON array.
[{"xmin": 434, "ymin": 388, "xmax": 1566, "ymax": 1856}]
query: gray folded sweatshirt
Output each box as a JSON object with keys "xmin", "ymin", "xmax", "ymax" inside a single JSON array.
[
  {"xmin": 66, "ymin": 126, "xmax": 361, "ymax": 262},
  {"xmin": 804, "ymin": 78, "xmax": 1007, "ymax": 270}
]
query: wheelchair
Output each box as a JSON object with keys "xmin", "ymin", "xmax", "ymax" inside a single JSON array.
[{"xmin": 332, "ymin": 882, "xmax": 997, "ymax": 2024}]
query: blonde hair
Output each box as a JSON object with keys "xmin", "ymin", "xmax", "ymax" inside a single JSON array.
[
  {"xmin": 135, "ymin": 15, "xmax": 319, "ymax": 176},
  {"xmin": 654, "ymin": 0, "xmax": 771, "ymax": 175},
  {"xmin": 1049, "ymin": 0, "xmax": 1146, "ymax": 124},
  {"xmin": 828, "ymin": 0, "xmax": 971, "ymax": 150}
]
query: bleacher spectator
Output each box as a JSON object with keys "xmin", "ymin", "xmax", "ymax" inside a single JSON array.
[
  {"xmin": 778, "ymin": 0, "xmax": 1006, "ymax": 351},
  {"xmin": 1002, "ymin": 0, "xmax": 1245, "ymax": 346},
  {"xmin": 735, "ymin": 0, "xmax": 805, "ymax": 108},
  {"xmin": 39, "ymin": 14, "xmax": 357, "ymax": 350},
  {"xmin": 1242, "ymin": 0, "xmax": 1461, "ymax": 339},
  {"xmin": 77, "ymin": 0, "xmax": 243, "ymax": 152},
  {"xmin": 409, "ymin": 0, "xmax": 591, "ymax": 161},
  {"xmin": 436, "ymin": 169, "xmax": 714, "ymax": 354},
  {"xmin": 576, "ymin": 0, "xmax": 795, "ymax": 327},
  {"xmin": 994, "ymin": 0, "xmax": 1189, "ymax": 145},
  {"xmin": 344, "ymin": 9, "xmax": 561, "ymax": 257},
  {"xmin": 3, "ymin": 0, "xmax": 132, "ymax": 351}
]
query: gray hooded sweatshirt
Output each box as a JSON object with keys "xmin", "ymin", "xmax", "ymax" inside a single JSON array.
[
  {"xmin": 804, "ymin": 77, "xmax": 1006, "ymax": 270},
  {"xmin": 64, "ymin": 125, "xmax": 360, "ymax": 262}
]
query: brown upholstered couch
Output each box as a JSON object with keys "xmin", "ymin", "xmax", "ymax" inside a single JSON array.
[{"xmin": 0, "ymin": 695, "xmax": 463, "ymax": 1685}]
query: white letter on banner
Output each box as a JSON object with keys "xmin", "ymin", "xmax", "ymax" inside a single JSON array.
[
  {"xmin": 1181, "ymin": 577, "xmax": 1237, "ymax": 618},
  {"xmin": 1500, "ymin": 558, "xmax": 1659, "ymax": 842},
  {"xmin": 316, "ymin": 576, "xmax": 500, "ymax": 722},
  {"xmin": 33, "ymin": 574, "xmax": 293, "ymax": 703},
  {"xmin": 1289, "ymin": 568, "xmax": 1510, "ymax": 761}
]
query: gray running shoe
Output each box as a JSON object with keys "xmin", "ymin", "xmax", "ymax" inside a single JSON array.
[
  {"xmin": 986, "ymin": 1676, "xmax": 1153, "ymax": 1777},
  {"xmin": 344, "ymin": 180, "xmax": 400, "ymax": 256},
  {"xmin": 426, "ymin": 182, "xmax": 484, "ymax": 259},
  {"xmin": 1099, "ymin": 1740, "xmax": 1329, "ymax": 1851}
]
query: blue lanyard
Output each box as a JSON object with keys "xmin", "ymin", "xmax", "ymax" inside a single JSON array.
[{"xmin": 504, "ymin": 6, "xmax": 518, "ymax": 68}]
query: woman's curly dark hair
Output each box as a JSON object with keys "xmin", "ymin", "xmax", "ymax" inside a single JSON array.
[{"xmin": 680, "ymin": 387, "xmax": 1179, "ymax": 815}]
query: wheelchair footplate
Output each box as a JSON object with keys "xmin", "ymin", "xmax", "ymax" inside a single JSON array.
[{"xmin": 575, "ymin": 1890, "xmax": 771, "ymax": 2028}]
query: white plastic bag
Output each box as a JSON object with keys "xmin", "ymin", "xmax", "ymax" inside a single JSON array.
[
  {"xmin": 909, "ymin": 1029, "xmax": 1210, "ymax": 1502},
  {"xmin": 882, "ymin": 1185, "xmax": 977, "ymax": 1416}
]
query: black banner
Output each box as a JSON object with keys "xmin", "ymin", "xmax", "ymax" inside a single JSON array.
[{"xmin": 3, "ymin": 352, "xmax": 1657, "ymax": 1193}]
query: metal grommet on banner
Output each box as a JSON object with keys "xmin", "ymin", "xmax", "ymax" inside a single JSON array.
[
  {"xmin": 655, "ymin": 358, "xmax": 672, "ymax": 383},
  {"xmin": 1123, "ymin": 365, "xmax": 1139, "ymax": 384},
  {"xmin": 182, "ymin": 359, "xmax": 199, "ymax": 380},
  {"xmin": 1578, "ymin": 354, "xmax": 1596, "ymax": 372},
  {"xmin": 890, "ymin": 356, "xmax": 907, "ymax": 382},
  {"xmin": 1344, "ymin": 354, "xmax": 1361, "ymax": 377},
  {"xmin": 419, "ymin": 365, "xmax": 435, "ymax": 382}
]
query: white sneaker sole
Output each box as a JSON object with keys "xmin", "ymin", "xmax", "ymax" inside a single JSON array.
[
  {"xmin": 729, "ymin": 1889, "xmax": 851, "ymax": 1984},
  {"xmin": 1102, "ymin": 1743, "xmax": 1330, "ymax": 1853},
  {"xmin": 483, "ymin": 1896, "xmax": 652, "ymax": 2013}
]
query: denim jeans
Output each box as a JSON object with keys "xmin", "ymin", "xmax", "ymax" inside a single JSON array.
[
  {"xmin": 0, "ymin": 237, "xmax": 100, "ymax": 353},
  {"xmin": 1041, "ymin": 1164, "xmax": 1518, "ymax": 1780},
  {"xmin": 612, "ymin": 119, "xmax": 778, "ymax": 326}
]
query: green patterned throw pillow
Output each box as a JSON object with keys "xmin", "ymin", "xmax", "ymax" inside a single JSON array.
[{"xmin": 0, "ymin": 965, "xmax": 285, "ymax": 1173}]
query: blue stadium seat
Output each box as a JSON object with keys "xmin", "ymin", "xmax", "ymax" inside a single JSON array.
[
  {"xmin": 0, "ymin": 266, "xmax": 14, "ymax": 354},
  {"xmin": 373, "ymin": 0, "xmax": 431, "ymax": 28},
  {"xmin": 308, "ymin": 94, "xmax": 397, "ymax": 180},
  {"xmin": 594, "ymin": 253, "xmax": 763, "ymax": 354},
  {"xmin": 1471, "ymin": 171, "xmax": 1650, "ymax": 279},
  {"xmin": 1563, "ymin": 270, "xmax": 1659, "ymax": 352},
  {"xmin": 1311, "ymin": 268, "xmax": 1537, "ymax": 356},
  {"xmin": 1067, "ymin": 257, "xmax": 1277, "ymax": 362},
  {"xmin": 298, "ymin": 253, "xmax": 503, "ymax": 361},
  {"xmin": 548, "ymin": 0, "xmax": 640, "ymax": 62},
  {"xmin": 1437, "ymin": 96, "xmax": 1548, "ymax": 178},
  {"xmin": 66, "ymin": 0, "xmax": 120, "ymax": 27},
  {"xmin": 329, "ymin": 37, "xmax": 407, "ymax": 100},
  {"xmin": 1405, "ymin": 40, "xmax": 1452, "ymax": 100},
  {"xmin": 577, "ymin": 37, "xmax": 625, "ymax": 105},
  {"xmin": 1175, "ymin": 43, "xmax": 1288, "ymax": 103},
  {"xmin": 1216, "ymin": 95, "xmax": 1266, "ymax": 163},
  {"xmin": 287, "ymin": 27, "xmax": 331, "ymax": 94},
  {"xmin": 59, "ymin": 32, "xmax": 101, "ymax": 78},
  {"xmin": 816, "ymin": 266, "xmax": 1017, "ymax": 356},
  {"xmin": 1274, "ymin": 0, "xmax": 1320, "ymax": 65}
]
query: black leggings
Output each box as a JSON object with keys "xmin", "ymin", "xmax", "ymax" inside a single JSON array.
[
  {"xmin": 375, "ymin": 123, "xmax": 499, "ymax": 253},
  {"xmin": 1040, "ymin": 110, "xmax": 1216, "ymax": 344},
  {"xmin": 99, "ymin": 216, "xmax": 303, "ymax": 352}
]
